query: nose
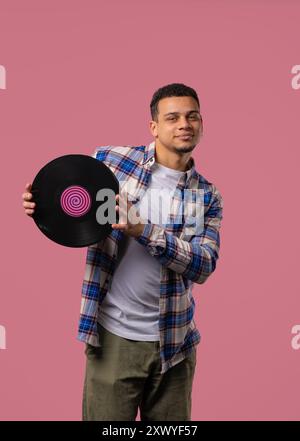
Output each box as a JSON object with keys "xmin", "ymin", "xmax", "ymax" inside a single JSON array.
[
  {"xmin": 178, "ymin": 116, "xmax": 193, "ymax": 130},
  {"xmin": 177, "ymin": 118, "xmax": 193, "ymax": 132}
]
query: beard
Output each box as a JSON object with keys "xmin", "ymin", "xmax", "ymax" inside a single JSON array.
[{"xmin": 173, "ymin": 144, "xmax": 196, "ymax": 154}]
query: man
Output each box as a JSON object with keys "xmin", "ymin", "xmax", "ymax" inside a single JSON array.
[{"xmin": 22, "ymin": 83, "xmax": 224, "ymax": 421}]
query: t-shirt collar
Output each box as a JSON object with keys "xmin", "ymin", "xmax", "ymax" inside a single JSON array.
[{"xmin": 141, "ymin": 140, "xmax": 198, "ymax": 182}]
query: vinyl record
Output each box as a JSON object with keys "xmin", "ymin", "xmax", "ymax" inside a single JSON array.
[{"xmin": 31, "ymin": 154, "xmax": 119, "ymax": 247}]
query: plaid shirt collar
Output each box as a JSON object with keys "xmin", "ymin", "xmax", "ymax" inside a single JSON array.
[{"xmin": 141, "ymin": 140, "xmax": 199, "ymax": 188}]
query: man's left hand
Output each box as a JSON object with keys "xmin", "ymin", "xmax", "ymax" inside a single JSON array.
[{"xmin": 111, "ymin": 193, "xmax": 145, "ymax": 238}]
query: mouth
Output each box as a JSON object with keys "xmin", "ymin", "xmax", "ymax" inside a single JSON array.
[{"xmin": 177, "ymin": 135, "xmax": 193, "ymax": 141}]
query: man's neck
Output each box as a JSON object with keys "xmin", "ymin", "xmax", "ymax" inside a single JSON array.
[{"xmin": 154, "ymin": 141, "xmax": 191, "ymax": 172}]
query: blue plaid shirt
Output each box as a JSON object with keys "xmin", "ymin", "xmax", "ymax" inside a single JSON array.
[{"xmin": 77, "ymin": 140, "xmax": 224, "ymax": 374}]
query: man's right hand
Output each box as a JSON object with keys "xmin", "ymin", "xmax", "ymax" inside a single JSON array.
[{"xmin": 22, "ymin": 183, "xmax": 36, "ymax": 216}]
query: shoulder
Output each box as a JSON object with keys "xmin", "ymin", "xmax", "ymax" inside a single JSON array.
[
  {"xmin": 92, "ymin": 144, "xmax": 145, "ymax": 162},
  {"xmin": 193, "ymin": 172, "xmax": 223, "ymax": 210}
]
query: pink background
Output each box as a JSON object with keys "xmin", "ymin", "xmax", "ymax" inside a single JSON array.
[{"xmin": 1, "ymin": 0, "xmax": 300, "ymax": 420}]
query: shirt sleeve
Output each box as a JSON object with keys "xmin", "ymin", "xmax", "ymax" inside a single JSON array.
[
  {"xmin": 91, "ymin": 148, "xmax": 99, "ymax": 158},
  {"xmin": 135, "ymin": 184, "xmax": 224, "ymax": 284}
]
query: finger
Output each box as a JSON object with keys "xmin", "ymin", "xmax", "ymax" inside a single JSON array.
[
  {"xmin": 25, "ymin": 209, "xmax": 34, "ymax": 216},
  {"xmin": 111, "ymin": 223, "xmax": 127, "ymax": 229},
  {"xmin": 23, "ymin": 201, "xmax": 35, "ymax": 208},
  {"xmin": 118, "ymin": 208, "xmax": 128, "ymax": 224},
  {"xmin": 23, "ymin": 192, "xmax": 32, "ymax": 201}
]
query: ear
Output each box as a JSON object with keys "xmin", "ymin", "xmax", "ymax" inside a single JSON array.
[
  {"xmin": 200, "ymin": 114, "xmax": 203, "ymax": 133},
  {"xmin": 149, "ymin": 120, "xmax": 158, "ymax": 137}
]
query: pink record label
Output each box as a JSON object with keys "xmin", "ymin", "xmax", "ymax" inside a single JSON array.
[{"xmin": 60, "ymin": 185, "xmax": 91, "ymax": 217}]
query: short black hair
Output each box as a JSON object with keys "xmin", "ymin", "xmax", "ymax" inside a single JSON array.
[{"xmin": 150, "ymin": 83, "xmax": 200, "ymax": 122}]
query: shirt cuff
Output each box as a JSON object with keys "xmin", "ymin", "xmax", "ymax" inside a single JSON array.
[
  {"xmin": 135, "ymin": 221, "xmax": 167, "ymax": 258},
  {"xmin": 136, "ymin": 222, "xmax": 155, "ymax": 246}
]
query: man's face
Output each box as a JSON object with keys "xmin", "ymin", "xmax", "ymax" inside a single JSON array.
[{"xmin": 149, "ymin": 96, "xmax": 203, "ymax": 155}]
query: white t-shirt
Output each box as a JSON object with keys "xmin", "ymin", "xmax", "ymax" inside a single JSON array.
[{"xmin": 97, "ymin": 162, "xmax": 185, "ymax": 340}]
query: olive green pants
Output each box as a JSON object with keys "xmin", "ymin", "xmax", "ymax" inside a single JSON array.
[{"xmin": 82, "ymin": 323, "xmax": 197, "ymax": 421}]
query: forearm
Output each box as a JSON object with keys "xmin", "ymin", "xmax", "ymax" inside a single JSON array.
[{"xmin": 135, "ymin": 222, "xmax": 219, "ymax": 284}]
